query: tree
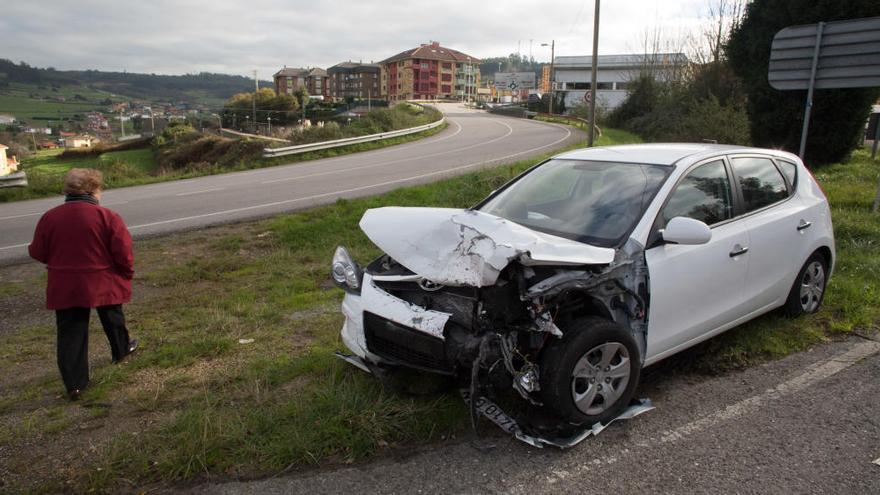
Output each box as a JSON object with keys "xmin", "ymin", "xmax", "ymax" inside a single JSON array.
[
  {"xmin": 726, "ymin": 0, "xmax": 880, "ymax": 166},
  {"xmin": 222, "ymin": 88, "xmax": 299, "ymax": 129}
]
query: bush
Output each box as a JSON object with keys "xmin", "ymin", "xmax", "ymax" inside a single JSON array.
[
  {"xmin": 283, "ymin": 104, "xmax": 442, "ymax": 146},
  {"xmin": 726, "ymin": 0, "xmax": 880, "ymax": 166},
  {"xmin": 155, "ymin": 135, "xmax": 262, "ymax": 173},
  {"xmin": 608, "ymin": 71, "xmax": 751, "ymax": 145}
]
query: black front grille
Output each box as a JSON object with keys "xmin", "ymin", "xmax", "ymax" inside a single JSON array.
[{"xmin": 363, "ymin": 312, "xmax": 451, "ymax": 373}]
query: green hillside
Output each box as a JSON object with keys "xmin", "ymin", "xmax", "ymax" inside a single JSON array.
[{"xmin": 0, "ymin": 59, "xmax": 271, "ymax": 121}]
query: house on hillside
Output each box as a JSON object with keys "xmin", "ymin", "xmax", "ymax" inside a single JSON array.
[
  {"xmin": 64, "ymin": 135, "xmax": 94, "ymax": 148},
  {"xmin": 0, "ymin": 145, "xmax": 20, "ymax": 176}
]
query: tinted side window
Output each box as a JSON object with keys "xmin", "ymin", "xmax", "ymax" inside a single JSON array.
[
  {"xmin": 731, "ymin": 157, "xmax": 788, "ymax": 212},
  {"xmin": 777, "ymin": 160, "xmax": 797, "ymax": 189},
  {"xmin": 662, "ymin": 160, "xmax": 733, "ymax": 226}
]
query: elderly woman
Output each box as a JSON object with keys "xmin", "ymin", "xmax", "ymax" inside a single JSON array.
[{"xmin": 29, "ymin": 168, "xmax": 138, "ymax": 401}]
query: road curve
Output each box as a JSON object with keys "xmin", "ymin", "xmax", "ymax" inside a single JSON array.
[{"xmin": 0, "ymin": 103, "xmax": 585, "ymax": 264}]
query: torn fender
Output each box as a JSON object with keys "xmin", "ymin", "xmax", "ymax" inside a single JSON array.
[{"xmin": 360, "ymin": 207, "xmax": 616, "ymax": 287}]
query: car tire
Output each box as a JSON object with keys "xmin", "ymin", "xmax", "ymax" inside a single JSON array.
[
  {"xmin": 784, "ymin": 253, "xmax": 828, "ymax": 317},
  {"xmin": 539, "ymin": 316, "xmax": 641, "ymax": 426}
]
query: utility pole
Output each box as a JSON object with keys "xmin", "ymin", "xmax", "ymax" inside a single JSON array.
[
  {"xmin": 368, "ymin": 88, "xmax": 371, "ymax": 112},
  {"xmin": 119, "ymin": 108, "xmax": 126, "ymax": 138},
  {"xmin": 148, "ymin": 107, "xmax": 155, "ymax": 135},
  {"xmin": 252, "ymin": 69, "xmax": 258, "ymax": 127},
  {"xmin": 268, "ymin": 116, "xmax": 272, "ymax": 135},
  {"xmin": 588, "ymin": 0, "xmax": 601, "ymax": 147}
]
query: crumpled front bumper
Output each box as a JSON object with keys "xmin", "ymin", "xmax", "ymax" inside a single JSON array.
[{"xmin": 338, "ymin": 272, "xmax": 452, "ymax": 367}]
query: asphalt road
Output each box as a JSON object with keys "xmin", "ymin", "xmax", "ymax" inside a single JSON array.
[
  {"xmin": 197, "ymin": 336, "xmax": 880, "ymax": 495},
  {"xmin": 0, "ymin": 104, "xmax": 582, "ymax": 264}
]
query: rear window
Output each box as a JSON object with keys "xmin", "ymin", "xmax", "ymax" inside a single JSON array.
[
  {"xmin": 730, "ymin": 157, "xmax": 789, "ymax": 213},
  {"xmin": 777, "ymin": 160, "xmax": 798, "ymax": 189}
]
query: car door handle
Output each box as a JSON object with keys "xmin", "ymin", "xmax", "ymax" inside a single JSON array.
[
  {"xmin": 797, "ymin": 220, "xmax": 812, "ymax": 231},
  {"xmin": 729, "ymin": 245, "xmax": 749, "ymax": 257}
]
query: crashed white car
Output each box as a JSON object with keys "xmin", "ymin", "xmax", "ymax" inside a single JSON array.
[{"xmin": 331, "ymin": 143, "xmax": 834, "ymax": 438}]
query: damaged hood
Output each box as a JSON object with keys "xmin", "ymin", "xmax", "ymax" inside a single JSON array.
[{"xmin": 359, "ymin": 207, "xmax": 616, "ymax": 287}]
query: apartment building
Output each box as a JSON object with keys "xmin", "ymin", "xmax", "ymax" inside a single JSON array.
[
  {"xmin": 326, "ymin": 62, "xmax": 381, "ymax": 101},
  {"xmin": 379, "ymin": 41, "xmax": 480, "ymax": 102},
  {"xmin": 273, "ymin": 67, "xmax": 329, "ymax": 99}
]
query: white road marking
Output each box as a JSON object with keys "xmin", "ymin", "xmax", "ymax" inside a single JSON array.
[
  {"xmin": 128, "ymin": 125, "xmax": 572, "ymax": 231},
  {"xmin": 0, "ymin": 242, "xmax": 29, "ymax": 251},
  {"xmin": 538, "ymin": 340, "xmax": 880, "ymax": 486},
  {"xmin": 0, "ymin": 212, "xmax": 43, "ymax": 220},
  {"xmin": 261, "ymin": 118, "xmax": 512, "ymax": 185},
  {"xmin": 175, "ymin": 188, "xmax": 224, "ymax": 197},
  {"xmin": 659, "ymin": 340, "xmax": 880, "ymax": 444}
]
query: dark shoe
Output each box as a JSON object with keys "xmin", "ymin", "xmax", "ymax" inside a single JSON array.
[
  {"xmin": 68, "ymin": 389, "xmax": 82, "ymax": 401},
  {"xmin": 113, "ymin": 339, "xmax": 140, "ymax": 364}
]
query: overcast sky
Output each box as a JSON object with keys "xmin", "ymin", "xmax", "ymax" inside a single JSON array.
[{"xmin": 4, "ymin": 0, "xmax": 712, "ymax": 78}]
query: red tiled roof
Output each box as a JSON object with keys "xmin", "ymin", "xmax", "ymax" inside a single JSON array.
[{"xmin": 380, "ymin": 42, "xmax": 481, "ymax": 64}]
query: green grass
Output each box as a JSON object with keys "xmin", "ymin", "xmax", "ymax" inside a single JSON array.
[
  {"xmin": 0, "ymin": 147, "xmax": 158, "ymax": 202},
  {"xmin": 0, "ymin": 82, "xmax": 118, "ymax": 120},
  {"xmin": 4, "ymin": 124, "xmax": 877, "ymax": 492},
  {"xmin": 0, "ymin": 124, "xmax": 448, "ymax": 203}
]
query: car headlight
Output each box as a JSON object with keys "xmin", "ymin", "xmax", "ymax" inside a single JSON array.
[{"xmin": 331, "ymin": 246, "xmax": 362, "ymax": 293}]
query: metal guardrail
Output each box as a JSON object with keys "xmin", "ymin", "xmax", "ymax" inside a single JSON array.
[
  {"xmin": 0, "ymin": 172, "xmax": 28, "ymax": 188},
  {"xmin": 262, "ymin": 117, "xmax": 446, "ymax": 158}
]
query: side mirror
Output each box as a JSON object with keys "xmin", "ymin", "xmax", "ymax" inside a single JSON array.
[{"xmin": 661, "ymin": 217, "xmax": 712, "ymax": 245}]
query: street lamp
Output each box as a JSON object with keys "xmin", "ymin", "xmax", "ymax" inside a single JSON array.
[{"xmin": 541, "ymin": 40, "xmax": 555, "ymax": 115}]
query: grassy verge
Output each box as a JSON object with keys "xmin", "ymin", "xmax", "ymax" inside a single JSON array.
[
  {"xmin": 1, "ymin": 133, "xmax": 876, "ymax": 492},
  {"xmin": 0, "ymin": 124, "xmax": 447, "ymax": 203}
]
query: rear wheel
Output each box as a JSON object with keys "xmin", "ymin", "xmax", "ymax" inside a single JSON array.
[
  {"xmin": 539, "ymin": 317, "xmax": 641, "ymax": 425},
  {"xmin": 784, "ymin": 253, "xmax": 828, "ymax": 317}
]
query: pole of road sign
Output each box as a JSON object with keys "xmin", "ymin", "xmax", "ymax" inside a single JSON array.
[
  {"xmin": 873, "ymin": 116, "xmax": 880, "ymax": 213},
  {"xmin": 588, "ymin": 0, "xmax": 600, "ymax": 147},
  {"xmin": 798, "ymin": 22, "xmax": 824, "ymax": 159}
]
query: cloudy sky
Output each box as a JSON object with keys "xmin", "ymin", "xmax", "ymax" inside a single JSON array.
[{"xmin": 4, "ymin": 0, "xmax": 712, "ymax": 77}]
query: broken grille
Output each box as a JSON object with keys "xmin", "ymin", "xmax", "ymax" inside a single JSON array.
[{"xmin": 363, "ymin": 312, "xmax": 451, "ymax": 373}]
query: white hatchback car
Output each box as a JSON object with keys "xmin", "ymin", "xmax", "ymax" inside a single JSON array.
[{"xmin": 331, "ymin": 143, "xmax": 834, "ymax": 429}]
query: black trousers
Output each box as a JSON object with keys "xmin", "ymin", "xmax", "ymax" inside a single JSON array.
[{"xmin": 55, "ymin": 305, "xmax": 130, "ymax": 393}]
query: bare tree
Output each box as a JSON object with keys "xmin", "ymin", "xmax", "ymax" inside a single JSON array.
[{"xmin": 689, "ymin": 0, "xmax": 747, "ymax": 64}]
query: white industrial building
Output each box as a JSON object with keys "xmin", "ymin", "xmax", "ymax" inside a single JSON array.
[{"xmin": 552, "ymin": 53, "xmax": 688, "ymax": 112}]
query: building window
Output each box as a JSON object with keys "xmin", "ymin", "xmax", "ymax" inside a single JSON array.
[
  {"xmin": 442, "ymin": 63, "xmax": 452, "ymax": 70},
  {"xmin": 615, "ymin": 82, "xmax": 629, "ymax": 90},
  {"xmin": 421, "ymin": 62, "xmax": 429, "ymax": 69},
  {"xmin": 441, "ymin": 73, "xmax": 452, "ymax": 82},
  {"xmin": 442, "ymin": 85, "xmax": 451, "ymax": 93}
]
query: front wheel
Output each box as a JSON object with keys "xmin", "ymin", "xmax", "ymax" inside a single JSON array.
[
  {"xmin": 539, "ymin": 316, "xmax": 641, "ymax": 426},
  {"xmin": 784, "ymin": 253, "xmax": 828, "ymax": 317}
]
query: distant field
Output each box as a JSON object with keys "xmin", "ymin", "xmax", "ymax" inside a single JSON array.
[
  {"xmin": 0, "ymin": 147, "xmax": 157, "ymax": 201},
  {"xmin": 0, "ymin": 82, "xmax": 118, "ymax": 120}
]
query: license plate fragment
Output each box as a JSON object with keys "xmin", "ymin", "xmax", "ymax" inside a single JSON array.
[{"xmin": 460, "ymin": 389, "xmax": 654, "ymax": 449}]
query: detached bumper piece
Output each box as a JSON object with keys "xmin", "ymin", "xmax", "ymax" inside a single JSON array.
[{"xmin": 460, "ymin": 389, "xmax": 654, "ymax": 449}]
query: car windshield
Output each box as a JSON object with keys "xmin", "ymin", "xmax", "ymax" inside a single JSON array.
[{"xmin": 478, "ymin": 159, "xmax": 670, "ymax": 247}]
